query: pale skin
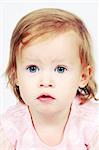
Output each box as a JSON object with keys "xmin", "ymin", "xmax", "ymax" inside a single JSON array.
[{"xmin": 16, "ymin": 31, "xmax": 92, "ymax": 146}]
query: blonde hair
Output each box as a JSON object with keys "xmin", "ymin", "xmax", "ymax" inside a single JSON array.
[{"xmin": 6, "ymin": 8, "xmax": 97, "ymax": 104}]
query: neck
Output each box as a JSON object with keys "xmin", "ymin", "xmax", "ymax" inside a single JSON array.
[
  {"xmin": 29, "ymin": 106, "xmax": 71, "ymax": 146},
  {"xmin": 29, "ymin": 106, "xmax": 71, "ymax": 128}
]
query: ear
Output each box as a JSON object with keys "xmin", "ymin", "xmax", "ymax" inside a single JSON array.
[
  {"xmin": 79, "ymin": 65, "xmax": 93, "ymax": 88},
  {"xmin": 15, "ymin": 73, "xmax": 19, "ymax": 86},
  {"xmin": 15, "ymin": 79, "xmax": 19, "ymax": 86}
]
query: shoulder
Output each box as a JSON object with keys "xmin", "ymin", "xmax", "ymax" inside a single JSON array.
[
  {"xmin": 0, "ymin": 122, "xmax": 14, "ymax": 149},
  {"xmin": 88, "ymin": 125, "xmax": 99, "ymax": 150},
  {"xmin": 0, "ymin": 102, "xmax": 29, "ymax": 146},
  {"xmin": 0, "ymin": 102, "xmax": 29, "ymax": 126},
  {"xmin": 72, "ymin": 97, "xmax": 99, "ymax": 124},
  {"xmin": 70, "ymin": 98, "xmax": 99, "ymax": 145}
]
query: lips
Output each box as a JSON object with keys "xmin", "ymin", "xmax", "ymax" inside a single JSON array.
[{"xmin": 37, "ymin": 94, "xmax": 55, "ymax": 103}]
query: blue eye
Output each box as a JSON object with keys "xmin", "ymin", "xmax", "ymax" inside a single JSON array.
[
  {"xmin": 26, "ymin": 65, "xmax": 39, "ymax": 73},
  {"xmin": 55, "ymin": 66, "xmax": 67, "ymax": 73}
]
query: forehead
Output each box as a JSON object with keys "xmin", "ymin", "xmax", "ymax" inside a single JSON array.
[{"xmin": 18, "ymin": 31, "xmax": 81, "ymax": 64}]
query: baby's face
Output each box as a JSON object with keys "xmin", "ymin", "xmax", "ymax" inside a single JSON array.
[{"xmin": 16, "ymin": 31, "xmax": 83, "ymax": 114}]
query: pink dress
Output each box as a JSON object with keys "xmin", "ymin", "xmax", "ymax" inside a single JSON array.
[{"xmin": 0, "ymin": 98, "xmax": 99, "ymax": 150}]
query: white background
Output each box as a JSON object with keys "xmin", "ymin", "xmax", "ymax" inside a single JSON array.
[{"xmin": 0, "ymin": 1, "xmax": 99, "ymax": 113}]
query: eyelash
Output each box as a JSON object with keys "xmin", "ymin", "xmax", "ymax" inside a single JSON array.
[
  {"xmin": 26, "ymin": 65, "xmax": 39, "ymax": 73},
  {"xmin": 55, "ymin": 66, "xmax": 68, "ymax": 73},
  {"xmin": 26, "ymin": 65, "xmax": 68, "ymax": 73}
]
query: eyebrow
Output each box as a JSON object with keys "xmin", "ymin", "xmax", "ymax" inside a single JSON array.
[
  {"xmin": 22, "ymin": 57, "xmax": 42, "ymax": 62},
  {"xmin": 22, "ymin": 57, "xmax": 67, "ymax": 63}
]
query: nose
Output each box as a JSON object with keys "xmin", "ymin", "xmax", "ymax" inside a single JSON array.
[
  {"xmin": 40, "ymin": 83, "xmax": 53, "ymax": 87},
  {"xmin": 39, "ymin": 71, "xmax": 55, "ymax": 88}
]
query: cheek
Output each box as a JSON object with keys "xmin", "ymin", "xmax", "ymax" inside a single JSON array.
[
  {"xmin": 17, "ymin": 74, "xmax": 38, "ymax": 102},
  {"xmin": 18, "ymin": 71, "xmax": 38, "ymax": 88},
  {"xmin": 58, "ymin": 72, "xmax": 81, "ymax": 96},
  {"xmin": 59, "ymin": 72, "xmax": 81, "ymax": 86}
]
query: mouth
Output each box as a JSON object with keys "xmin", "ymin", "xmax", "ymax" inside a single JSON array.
[{"xmin": 37, "ymin": 94, "xmax": 55, "ymax": 103}]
